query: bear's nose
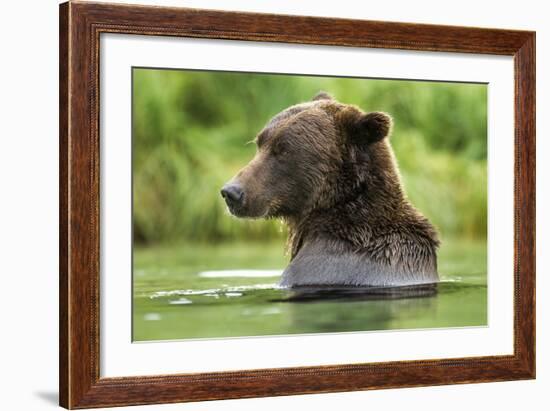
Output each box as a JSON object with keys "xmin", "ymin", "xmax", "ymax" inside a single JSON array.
[{"xmin": 221, "ymin": 183, "xmax": 244, "ymax": 205}]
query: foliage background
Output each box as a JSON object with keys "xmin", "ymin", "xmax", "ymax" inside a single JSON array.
[{"xmin": 132, "ymin": 68, "xmax": 487, "ymax": 246}]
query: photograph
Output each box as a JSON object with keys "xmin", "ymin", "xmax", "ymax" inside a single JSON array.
[
  {"xmin": 57, "ymin": 3, "xmax": 536, "ymax": 403},
  {"xmin": 131, "ymin": 68, "xmax": 488, "ymax": 342},
  {"xmin": 0, "ymin": 0, "xmax": 542, "ymax": 409}
]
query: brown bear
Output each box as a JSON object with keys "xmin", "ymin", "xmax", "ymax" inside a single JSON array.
[{"xmin": 221, "ymin": 92, "xmax": 440, "ymax": 287}]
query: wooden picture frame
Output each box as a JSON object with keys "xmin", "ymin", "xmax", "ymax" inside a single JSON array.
[{"xmin": 59, "ymin": 1, "xmax": 535, "ymax": 408}]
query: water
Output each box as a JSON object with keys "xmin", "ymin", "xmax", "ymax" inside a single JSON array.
[{"xmin": 133, "ymin": 240, "xmax": 487, "ymax": 342}]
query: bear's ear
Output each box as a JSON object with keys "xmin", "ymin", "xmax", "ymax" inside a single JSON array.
[
  {"xmin": 312, "ymin": 91, "xmax": 334, "ymax": 101},
  {"xmin": 350, "ymin": 111, "xmax": 393, "ymax": 145}
]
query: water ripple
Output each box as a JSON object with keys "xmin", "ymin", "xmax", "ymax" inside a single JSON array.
[{"xmin": 149, "ymin": 283, "xmax": 279, "ymax": 299}]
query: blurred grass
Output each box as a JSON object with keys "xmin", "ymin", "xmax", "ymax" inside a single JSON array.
[{"xmin": 133, "ymin": 69, "xmax": 487, "ymax": 244}]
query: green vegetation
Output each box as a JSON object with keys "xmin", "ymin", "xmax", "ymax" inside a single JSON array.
[{"xmin": 132, "ymin": 69, "xmax": 487, "ymax": 245}]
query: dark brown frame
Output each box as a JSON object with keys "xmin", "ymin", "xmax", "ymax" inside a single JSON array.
[{"xmin": 59, "ymin": 1, "xmax": 536, "ymax": 409}]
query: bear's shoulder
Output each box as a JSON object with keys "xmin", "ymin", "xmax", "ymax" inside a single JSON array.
[{"xmin": 281, "ymin": 237, "xmax": 438, "ymax": 287}]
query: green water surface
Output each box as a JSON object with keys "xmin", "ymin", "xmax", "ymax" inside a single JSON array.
[{"xmin": 133, "ymin": 239, "xmax": 487, "ymax": 341}]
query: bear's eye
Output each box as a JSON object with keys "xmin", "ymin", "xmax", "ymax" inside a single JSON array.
[{"xmin": 272, "ymin": 141, "xmax": 289, "ymax": 157}]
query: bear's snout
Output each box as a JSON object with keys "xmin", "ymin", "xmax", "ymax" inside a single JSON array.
[{"xmin": 221, "ymin": 183, "xmax": 244, "ymax": 209}]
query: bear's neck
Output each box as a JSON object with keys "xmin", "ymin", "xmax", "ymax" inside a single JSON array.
[{"xmin": 285, "ymin": 140, "xmax": 410, "ymax": 259}]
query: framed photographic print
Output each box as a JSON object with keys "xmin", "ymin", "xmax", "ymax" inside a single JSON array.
[{"xmin": 59, "ymin": 1, "xmax": 535, "ymax": 409}]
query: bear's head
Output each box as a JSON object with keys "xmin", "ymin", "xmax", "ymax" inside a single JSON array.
[{"xmin": 221, "ymin": 92, "xmax": 394, "ymax": 219}]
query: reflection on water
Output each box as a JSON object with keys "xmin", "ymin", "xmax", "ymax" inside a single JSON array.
[
  {"xmin": 278, "ymin": 283, "xmax": 438, "ymax": 302},
  {"xmin": 133, "ymin": 272, "xmax": 487, "ymax": 341},
  {"xmin": 199, "ymin": 269, "xmax": 282, "ymax": 278}
]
